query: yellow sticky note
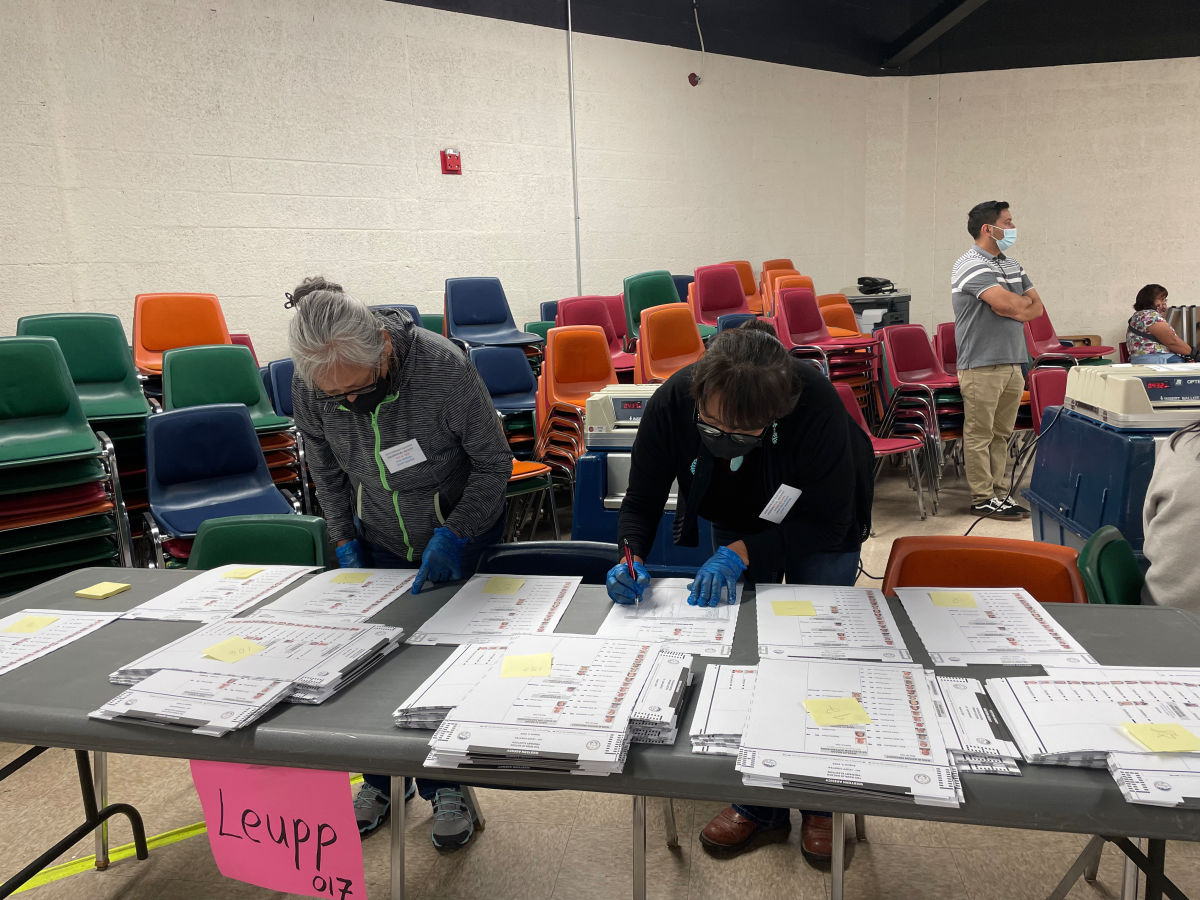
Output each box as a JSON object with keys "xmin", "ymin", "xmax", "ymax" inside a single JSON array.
[
  {"xmin": 500, "ymin": 653, "xmax": 553, "ymax": 679},
  {"xmin": 484, "ymin": 576, "xmax": 525, "ymax": 595},
  {"xmin": 332, "ymin": 571, "xmax": 371, "ymax": 584},
  {"xmin": 1124, "ymin": 723, "xmax": 1200, "ymax": 753},
  {"xmin": 222, "ymin": 566, "xmax": 265, "ymax": 580},
  {"xmin": 203, "ymin": 636, "xmax": 267, "ymax": 663},
  {"xmin": 2, "ymin": 614, "xmax": 60, "ymax": 634},
  {"xmin": 75, "ymin": 582, "xmax": 132, "ymax": 600},
  {"xmin": 929, "ymin": 591, "xmax": 977, "ymax": 608},
  {"xmin": 804, "ymin": 697, "xmax": 872, "ymax": 726},
  {"xmin": 772, "ymin": 600, "xmax": 817, "ymax": 617}
]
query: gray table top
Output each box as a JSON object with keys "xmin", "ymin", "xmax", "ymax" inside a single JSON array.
[{"xmin": 4, "ymin": 567, "xmax": 1200, "ymax": 842}]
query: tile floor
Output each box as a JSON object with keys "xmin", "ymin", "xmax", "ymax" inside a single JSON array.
[{"xmin": 5, "ymin": 463, "xmax": 1196, "ymax": 899}]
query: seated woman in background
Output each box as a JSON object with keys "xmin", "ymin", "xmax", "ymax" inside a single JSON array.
[
  {"xmin": 1127, "ymin": 284, "xmax": 1192, "ymax": 363},
  {"xmin": 1143, "ymin": 419, "xmax": 1200, "ymax": 610}
]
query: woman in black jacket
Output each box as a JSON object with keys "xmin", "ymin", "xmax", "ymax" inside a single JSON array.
[{"xmin": 606, "ymin": 320, "xmax": 874, "ymax": 863}]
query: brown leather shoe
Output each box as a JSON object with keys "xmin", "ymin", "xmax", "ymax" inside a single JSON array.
[
  {"xmin": 800, "ymin": 813, "xmax": 853, "ymax": 868},
  {"xmin": 698, "ymin": 806, "xmax": 790, "ymax": 852}
]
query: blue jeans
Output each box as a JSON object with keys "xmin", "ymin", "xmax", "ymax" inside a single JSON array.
[
  {"xmin": 361, "ymin": 514, "xmax": 505, "ymax": 802},
  {"xmin": 712, "ymin": 527, "xmax": 860, "ymax": 826},
  {"xmin": 1130, "ymin": 352, "xmax": 1184, "ymax": 364}
]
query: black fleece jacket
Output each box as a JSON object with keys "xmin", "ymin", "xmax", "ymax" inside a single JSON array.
[{"xmin": 617, "ymin": 360, "xmax": 874, "ymax": 560}]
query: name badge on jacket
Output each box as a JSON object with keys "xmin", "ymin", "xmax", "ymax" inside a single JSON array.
[
  {"xmin": 380, "ymin": 438, "xmax": 426, "ymax": 474},
  {"xmin": 759, "ymin": 484, "xmax": 802, "ymax": 524}
]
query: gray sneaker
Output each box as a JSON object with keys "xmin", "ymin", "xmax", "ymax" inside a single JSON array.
[
  {"xmin": 430, "ymin": 787, "xmax": 478, "ymax": 850},
  {"xmin": 353, "ymin": 783, "xmax": 390, "ymax": 836}
]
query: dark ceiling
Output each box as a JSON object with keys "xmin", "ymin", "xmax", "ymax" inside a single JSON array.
[{"xmin": 389, "ymin": 0, "xmax": 1200, "ymax": 76}]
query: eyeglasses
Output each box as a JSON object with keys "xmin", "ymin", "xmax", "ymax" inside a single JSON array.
[
  {"xmin": 694, "ymin": 410, "xmax": 764, "ymax": 448},
  {"xmin": 316, "ymin": 360, "xmax": 386, "ymax": 403}
]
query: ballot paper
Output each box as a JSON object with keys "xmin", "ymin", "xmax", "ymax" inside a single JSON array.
[
  {"xmin": 406, "ymin": 575, "xmax": 579, "ymax": 645},
  {"xmin": 689, "ymin": 665, "xmax": 758, "ymax": 756},
  {"xmin": 426, "ymin": 634, "xmax": 660, "ymax": 776},
  {"xmin": 1108, "ymin": 752, "xmax": 1200, "ymax": 808},
  {"xmin": 895, "ymin": 587, "xmax": 1096, "ymax": 667},
  {"xmin": 596, "ymin": 578, "xmax": 740, "ymax": 657},
  {"xmin": 90, "ymin": 670, "xmax": 293, "ymax": 737},
  {"xmin": 111, "ymin": 617, "xmax": 404, "ymax": 703},
  {"xmin": 929, "ymin": 675, "xmax": 1021, "ymax": 775},
  {"xmin": 252, "ymin": 568, "xmax": 417, "ymax": 623},
  {"xmin": 0, "ymin": 609, "xmax": 121, "ymax": 677},
  {"xmin": 629, "ymin": 650, "xmax": 694, "ymax": 744},
  {"xmin": 122, "ymin": 565, "xmax": 317, "ymax": 623},
  {"xmin": 393, "ymin": 643, "xmax": 511, "ymax": 729},
  {"xmin": 986, "ymin": 671, "xmax": 1200, "ymax": 767},
  {"xmin": 756, "ymin": 584, "xmax": 910, "ymax": 662},
  {"xmin": 736, "ymin": 659, "xmax": 962, "ymax": 806}
]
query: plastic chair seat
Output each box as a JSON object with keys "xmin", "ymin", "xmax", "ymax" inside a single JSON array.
[
  {"xmin": 871, "ymin": 435, "xmax": 923, "ymax": 455},
  {"xmin": 163, "ymin": 345, "xmax": 293, "ymax": 432},
  {"xmin": 446, "ymin": 277, "xmax": 540, "ymax": 347},
  {"xmin": 134, "ymin": 292, "xmax": 231, "ymax": 374},
  {"xmin": 187, "ymin": 514, "xmax": 331, "ymax": 569}
]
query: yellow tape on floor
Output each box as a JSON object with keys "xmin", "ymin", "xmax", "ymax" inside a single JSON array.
[{"xmin": 12, "ymin": 774, "xmax": 366, "ymax": 893}]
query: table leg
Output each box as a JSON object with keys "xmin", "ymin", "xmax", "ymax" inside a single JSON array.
[
  {"xmin": 830, "ymin": 811, "xmax": 847, "ymax": 900},
  {"xmin": 1122, "ymin": 839, "xmax": 1142, "ymax": 900},
  {"xmin": 1145, "ymin": 838, "xmax": 1166, "ymax": 900},
  {"xmin": 93, "ymin": 752, "xmax": 109, "ymax": 869},
  {"xmin": 662, "ymin": 799, "xmax": 679, "ymax": 848},
  {"xmin": 632, "ymin": 795, "xmax": 647, "ymax": 900},
  {"xmin": 1046, "ymin": 835, "xmax": 1105, "ymax": 900},
  {"xmin": 390, "ymin": 776, "xmax": 406, "ymax": 900}
]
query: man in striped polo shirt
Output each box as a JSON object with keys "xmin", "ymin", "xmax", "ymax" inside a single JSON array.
[{"xmin": 951, "ymin": 201, "xmax": 1045, "ymax": 519}]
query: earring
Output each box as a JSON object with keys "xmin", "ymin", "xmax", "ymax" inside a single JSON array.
[
  {"xmin": 771, "ymin": 423, "xmax": 779, "ymax": 445},
  {"xmin": 690, "ymin": 458, "xmax": 697, "ymax": 475}
]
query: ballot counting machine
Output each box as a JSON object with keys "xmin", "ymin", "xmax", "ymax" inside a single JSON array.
[
  {"xmin": 572, "ymin": 385, "xmax": 713, "ymax": 574},
  {"xmin": 1026, "ymin": 365, "xmax": 1193, "ymax": 562},
  {"xmin": 1064, "ymin": 363, "xmax": 1200, "ymax": 430}
]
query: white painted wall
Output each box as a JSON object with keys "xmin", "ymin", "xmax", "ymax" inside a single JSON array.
[{"xmin": 3, "ymin": 0, "xmax": 1198, "ymax": 360}]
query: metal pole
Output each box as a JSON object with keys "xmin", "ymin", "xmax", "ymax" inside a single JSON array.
[
  {"xmin": 830, "ymin": 811, "xmax": 847, "ymax": 900},
  {"xmin": 566, "ymin": 0, "xmax": 583, "ymax": 295},
  {"xmin": 93, "ymin": 752, "xmax": 109, "ymax": 868},
  {"xmin": 632, "ymin": 795, "xmax": 647, "ymax": 900},
  {"xmin": 389, "ymin": 777, "xmax": 406, "ymax": 900}
]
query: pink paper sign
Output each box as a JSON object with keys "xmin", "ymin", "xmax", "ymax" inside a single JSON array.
[{"xmin": 190, "ymin": 760, "xmax": 366, "ymax": 900}]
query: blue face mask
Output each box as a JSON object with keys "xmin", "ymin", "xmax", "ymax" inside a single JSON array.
[{"xmin": 993, "ymin": 226, "xmax": 1017, "ymax": 252}]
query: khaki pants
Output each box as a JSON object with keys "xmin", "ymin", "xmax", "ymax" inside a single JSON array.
[{"xmin": 959, "ymin": 364, "xmax": 1024, "ymax": 504}]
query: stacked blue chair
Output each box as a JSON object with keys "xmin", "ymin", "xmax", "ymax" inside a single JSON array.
[
  {"xmin": 145, "ymin": 404, "xmax": 294, "ymax": 568},
  {"xmin": 444, "ymin": 278, "xmax": 540, "ymax": 349},
  {"xmin": 370, "ymin": 303, "xmax": 423, "ymax": 327}
]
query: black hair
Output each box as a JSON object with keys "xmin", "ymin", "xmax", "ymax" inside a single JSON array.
[
  {"xmin": 1133, "ymin": 284, "xmax": 1168, "ymax": 312},
  {"xmin": 1169, "ymin": 419, "xmax": 1200, "ymax": 453},
  {"xmin": 967, "ymin": 201, "xmax": 1010, "ymax": 239},
  {"xmin": 689, "ymin": 322, "xmax": 801, "ymax": 430}
]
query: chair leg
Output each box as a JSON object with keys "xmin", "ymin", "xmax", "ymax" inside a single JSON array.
[
  {"xmin": 662, "ymin": 798, "xmax": 679, "ymax": 848},
  {"xmin": 546, "ymin": 482, "xmax": 562, "ymax": 541},
  {"xmin": 906, "ymin": 449, "xmax": 926, "ymax": 520}
]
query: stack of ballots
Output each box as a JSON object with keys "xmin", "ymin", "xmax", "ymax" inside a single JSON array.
[
  {"xmin": 737, "ymin": 658, "xmax": 963, "ymax": 807},
  {"xmin": 988, "ymin": 666, "xmax": 1200, "ymax": 770},
  {"xmin": 929, "ymin": 675, "xmax": 1022, "ymax": 775},
  {"xmin": 426, "ymin": 634, "xmax": 661, "ymax": 776},
  {"xmin": 392, "ymin": 643, "xmax": 510, "ymax": 729},
  {"xmin": 689, "ymin": 665, "xmax": 757, "ymax": 756},
  {"xmin": 108, "ymin": 617, "xmax": 404, "ymax": 706},
  {"xmin": 629, "ymin": 649, "xmax": 694, "ymax": 745}
]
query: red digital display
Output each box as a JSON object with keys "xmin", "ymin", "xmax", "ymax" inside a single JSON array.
[
  {"xmin": 621, "ymin": 400, "xmax": 643, "ymax": 410},
  {"xmin": 1145, "ymin": 381, "xmax": 1171, "ymax": 389}
]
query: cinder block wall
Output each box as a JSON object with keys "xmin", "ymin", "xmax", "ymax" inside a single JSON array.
[{"xmin": 3, "ymin": 0, "xmax": 1196, "ymax": 359}]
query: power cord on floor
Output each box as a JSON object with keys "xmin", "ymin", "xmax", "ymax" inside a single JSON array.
[{"xmin": 857, "ymin": 560, "xmax": 882, "ymax": 581}]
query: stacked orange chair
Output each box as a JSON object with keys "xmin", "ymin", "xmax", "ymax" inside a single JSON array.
[
  {"xmin": 635, "ymin": 305, "xmax": 705, "ymax": 384},
  {"xmin": 760, "ymin": 268, "xmax": 800, "ymax": 317},
  {"xmin": 818, "ymin": 295, "xmax": 866, "ymax": 339},
  {"xmin": 535, "ymin": 326, "xmax": 617, "ymax": 481},
  {"xmin": 721, "ymin": 260, "xmax": 763, "ymax": 314},
  {"xmin": 133, "ymin": 293, "xmax": 231, "ymax": 375}
]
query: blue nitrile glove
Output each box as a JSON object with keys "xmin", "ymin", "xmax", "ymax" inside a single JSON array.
[
  {"xmin": 687, "ymin": 546, "xmax": 747, "ymax": 607},
  {"xmin": 606, "ymin": 560, "xmax": 651, "ymax": 605},
  {"xmin": 335, "ymin": 539, "xmax": 364, "ymax": 569},
  {"xmin": 413, "ymin": 526, "xmax": 470, "ymax": 594}
]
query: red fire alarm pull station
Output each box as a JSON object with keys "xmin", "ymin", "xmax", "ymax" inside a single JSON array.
[{"xmin": 440, "ymin": 149, "xmax": 462, "ymax": 174}]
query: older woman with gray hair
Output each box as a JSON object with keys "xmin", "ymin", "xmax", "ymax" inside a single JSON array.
[{"xmin": 287, "ymin": 275, "xmax": 512, "ymax": 849}]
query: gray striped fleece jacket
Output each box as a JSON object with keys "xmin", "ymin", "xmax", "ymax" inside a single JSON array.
[{"xmin": 291, "ymin": 310, "xmax": 512, "ymax": 562}]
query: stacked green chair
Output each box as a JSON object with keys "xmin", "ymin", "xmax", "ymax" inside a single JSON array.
[
  {"xmin": 187, "ymin": 514, "xmax": 333, "ymax": 569},
  {"xmin": 1078, "ymin": 525, "xmax": 1145, "ymax": 604},
  {"xmin": 622, "ymin": 270, "xmax": 717, "ymax": 343},
  {"xmin": 17, "ymin": 314, "xmax": 153, "ymax": 549},
  {"xmin": 421, "ymin": 313, "xmax": 445, "ymax": 336},
  {"xmin": 0, "ymin": 336, "xmax": 133, "ymax": 595},
  {"xmin": 161, "ymin": 345, "xmax": 311, "ymax": 529}
]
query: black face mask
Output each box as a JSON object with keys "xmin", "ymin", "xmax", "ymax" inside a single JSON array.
[
  {"xmin": 696, "ymin": 423, "xmax": 763, "ymax": 460},
  {"xmin": 345, "ymin": 377, "xmax": 391, "ymax": 415}
]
